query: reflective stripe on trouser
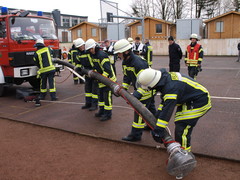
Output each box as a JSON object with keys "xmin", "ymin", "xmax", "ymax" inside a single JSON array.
[
  {"xmin": 131, "ymin": 96, "xmax": 156, "ymax": 138},
  {"xmin": 175, "ymin": 119, "xmax": 197, "ymax": 152},
  {"xmin": 73, "ymin": 74, "xmax": 79, "ymax": 81},
  {"xmin": 85, "ymin": 76, "xmax": 98, "ymax": 104},
  {"xmin": 40, "ymin": 71, "xmax": 56, "ymax": 99},
  {"xmin": 98, "ymin": 86, "xmax": 112, "ymax": 117}
]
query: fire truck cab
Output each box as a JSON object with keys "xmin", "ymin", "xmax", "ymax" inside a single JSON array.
[{"xmin": 0, "ymin": 7, "xmax": 61, "ymax": 96}]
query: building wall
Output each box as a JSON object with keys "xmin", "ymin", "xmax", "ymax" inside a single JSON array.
[
  {"xmin": 129, "ymin": 19, "xmax": 175, "ymax": 40},
  {"xmin": 151, "ymin": 38, "xmax": 240, "ymax": 56},
  {"xmin": 70, "ymin": 24, "xmax": 100, "ymax": 42},
  {"xmin": 206, "ymin": 14, "xmax": 240, "ymax": 39}
]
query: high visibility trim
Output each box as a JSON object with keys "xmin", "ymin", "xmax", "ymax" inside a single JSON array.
[
  {"xmin": 182, "ymin": 77, "xmax": 209, "ymax": 93},
  {"xmin": 156, "ymin": 119, "xmax": 168, "ymax": 128},
  {"xmin": 163, "ymin": 94, "xmax": 177, "ymax": 101},
  {"xmin": 102, "ymin": 71, "xmax": 109, "ymax": 77},
  {"xmin": 182, "ymin": 125, "xmax": 191, "ymax": 149},
  {"xmin": 101, "ymin": 58, "xmax": 110, "ymax": 66},
  {"xmin": 132, "ymin": 122, "xmax": 145, "ymax": 129},
  {"xmin": 85, "ymin": 93, "xmax": 92, "ymax": 97},
  {"xmin": 104, "ymin": 105, "xmax": 112, "ymax": 110},
  {"xmin": 49, "ymin": 88, "xmax": 56, "ymax": 92},
  {"xmin": 184, "ymin": 146, "xmax": 191, "ymax": 152},
  {"xmin": 122, "ymin": 83, "xmax": 130, "ymax": 89},
  {"xmin": 92, "ymin": 94, "xmax": 98, "ymax": 99},
  {"xmin": 158, "ymin": 104, "xmax": 163, "ymax": 111},
  {"xmin": 98, "ymin": 101, "xmax": 104, "ymax": 106},
  {"xmin": 41, "ymin": 89, "xmax": 47, "ymax": 93}
]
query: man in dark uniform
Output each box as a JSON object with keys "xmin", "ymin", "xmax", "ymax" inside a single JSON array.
[
  {"xmin": 114, "ymin": 39, "xmax": 156, "ymax": 142},
  {"xmin": 74, "ymin": 38, "xmax": 98, "ymax": 111},
  {"xmin": 168, "ymin": 36, "xmax": 182, "ymax": 72},
  {"xmin": 137, "ymin": 68, "xmax": 212, "ymax": 152},
  {"xmin": 33, "ymin": 39, "xmax": 57, "ymax": 101},
  {"xmin": 85, "ymin": 39, "xmax": 116, "ymax": 121},
  {"xmin": 141, "ymin": 39, "xmax": 153, "ymax": 67}
]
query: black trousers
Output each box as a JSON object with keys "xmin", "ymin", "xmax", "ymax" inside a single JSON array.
[
  {"xmin": 188, "ymin": 66, "xmax": 198, "ymax": 79},
  {"xmin": 40, "ymin": 71, "xmax": 56, "ymax": 99},
  {"xmin": 98, "ymin": 86, "xmax": 112, "ymax": 117},
  {"xmin": 84, "ymin": 76, "xmax": 98, "ymax": 105},
  {"xmin": 169, "ymin": 63, "xmax": 180, "ymax": 72}
]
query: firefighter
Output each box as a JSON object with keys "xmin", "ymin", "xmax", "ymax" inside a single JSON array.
[
  {"xmin": 85, "ymin": 39, "xmax": 116, "ymax": 121},
  {"xmin": 168, "ymin": 36, "xmax": 182, "ymax": 72},
  {"xmin": 127, "ymin": 37, "xmax": 134, "ymax": 45},
  {"xmin": 132, "ymin": 36, "xmax": 144, "ymax": 55},
  {"xmin": 137, "ymin": 68, "xmax": 212, "ymax": 152},
  {"xmin": 103, "ymin": 39, "xmax": 117, "ymax": 75},
  {"xmin": 185, "ymin": 34, "xmax": 203, "ymax": 79},
  {"xmin": 141, "ymin": 38, "xmax": 153, "ymax": 67},
  {"xmin": 74, "ymin": 38, "xmax": 98, "ymax": 111},
  {"xmin": 68, "ymin": 41, "xmax": 84, "ymax": 84},
  {"xmin": 33, "ymin": 39, "xmax": 57, "ymax": 101},
  {"xmin": 114, "ymin": 39, "xmax": 156, "ymax": 142}
]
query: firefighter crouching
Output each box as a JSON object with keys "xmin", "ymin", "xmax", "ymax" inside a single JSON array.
[
  {"xmin": 85, "ymin": 39, "xmax": 117, "ymax": 121},
  {"xmin": 74, "ymin": 38, "xmax": 98, "ymax": 111},
  {"xmin": 137, "ymin": 68, "xmax": 212, "ymax": 152},
  {"xmin": 33, "ymin": 39, "xmax": 57, "ymax": 101},
  {"xmin": 185, "ymin": 34, "xmax": 203, "ymax": 79},
  {"xmin": 114, "ymin": 39, "xmax": 156, "ymax": 142}
]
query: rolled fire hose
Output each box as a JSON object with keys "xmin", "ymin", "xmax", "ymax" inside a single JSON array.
[{"xmin": 53, "ymin": 59, "xmax": 197, "ymax": 178}]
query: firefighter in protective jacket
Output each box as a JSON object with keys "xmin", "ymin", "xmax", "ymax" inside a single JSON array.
[
  {"xmin": 33, "ymin": 39, "xmax": 57, "ymax": 101},
  {"xmin": 74, "ymin": 38, "xmax": 98, "ymax": 111},
  {"xmin": 114, "ymin": 39, "xmax": 156, "ymax": 142},
  {"xmin": 137, "ymin": 68, "xmax": 212, "ymax": 152},
  {"xmin": 141, "ymin": 39, "xmax": 153, "ymax": 67},
  {"xmin": 85, "ymin": 39, "xmax": 116, "ymax": 121},
  {"xmin": 185, "ymin": 34, "xmax": 203, "ymax": 79}
]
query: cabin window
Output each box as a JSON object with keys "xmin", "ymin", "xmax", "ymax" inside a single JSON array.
[
  {"xmin": 77, "ymin": 29, "xmax": 82, "ymax": 37},
  {"xmin": 216, "ymin": 21, "xmax": 224, "ymax": 32},
  {"xmin": 137, "ymin": 26, "xmax": 142, "ymax": 34},
  {"xmin": 91, "ymin": 28, "xmax": 97, "ymax": 37},
  {"xmin": 156, "ymin": 24, "xmax": 162, "ymax": 33}
]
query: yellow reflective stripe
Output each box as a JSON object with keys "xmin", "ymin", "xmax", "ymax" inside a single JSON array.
[
  {"xmin": 139, "ymin": 94, "xmax": 152, "ymax": 101},
  {"xmin": 76, "ymin": 64, "xmax": 82, "ymax": 68},
  {"xmin": 101, "ymin": 58, "xmax": 110, "ymax": 66},
  {"xmin": 122, "ymin": 83, "xmax": 130, "ymax": 89},
  {"xmin": 85, "ymin": 93, "xmax": 92, "ymax": 97},
  {"xmin": 98, "ymin": 83, "xmax": 106, "ymax": 88},
  {"xmin": 158, "ymin": 104, "xmax": 163, "ymax": 111},
  {"xmin": 49, "ymin": 88, "xmax": 56, "ymax": 92},
  {"xmin": 187, "ymin": 59, "xmax": 198, "ymax": 64},
  {"xmin": 199, "ymin": 48, "xmax": 203, "ymax": 53},
  {"xmin": 137, "ymin": 88, "xmax": 145, "ymax": 95},
  {"xmin": 38, "ymin": 65, "xmax": 55, "ymax": 74},
  {"xmin": 156, "ymin": 119, "xmax": 168, "ymax": 128},
  {"xmin": 92, "ymin": 94, "xmax": 98, "ymax": 99},
  {"xmin": 198, "ymin": 58, "xmax": 203, "ymax": 61},
  {"xmin": 163, "ymin": 94, "xmax": 177, "ymax": 101},
  {"xmin": 102, "ymin": 71, "xmax": 109, "ymax": 77},
  {"xmin": 176, "ymin": 102, "xmax": 211, "ymax": 116},
  {"xmin": 182, "ymin": 77, "xmax": 208, "ymax": 93},
  {"xmin": 41, "ymin": 89, "xmax": 47, "ymax": 93},
  {"xmin": 182, "ymin": 125, "xmax": 191, "ymax": 149},
  {"xmin": 136, "ymin": 69, "xmax": 144, "ymax": 77},
  {"xmin": 104, "ymin": 105, "xmax": 112, "ymax": 110},
  {"xmin": 98, "ymin": 101, "xmax": 104, "ymax": 106},
  {"xmin": 132, "ymin": 122, "xmax": 145, "ymax": 129},
  {"xmin": 184, "ymin": 146, "xmax": 191, "ymax": 152}
]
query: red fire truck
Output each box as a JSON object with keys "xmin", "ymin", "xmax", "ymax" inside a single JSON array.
[{"xmin": 0, "ymin": 7, "xmax": 61, "ymax": 96}]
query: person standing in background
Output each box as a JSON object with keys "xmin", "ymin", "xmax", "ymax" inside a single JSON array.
[
  {"xmin": 168, "ymin": 36, "xmax": 182, "ymax": 72},
  {"xmin": 236, "ymin": 41, "xmax": 240, "ymax": 62}
]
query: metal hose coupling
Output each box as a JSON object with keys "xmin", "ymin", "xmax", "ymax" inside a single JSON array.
[{"xmin": 166, "ymin": 142, "xmax": 197, "ymax": 179}]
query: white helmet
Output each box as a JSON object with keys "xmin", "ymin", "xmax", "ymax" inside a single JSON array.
[
  {"xmin": 137, "ymin": 68, "xmax": 162, "ymax": 90},
  {"xmin": 190, "ymin": 33, "xmax": 198, "ymax": 40},
  {"xmin": 74, "ymin": 38, "xmax": 85, "ymax": 48},
  {"xmin": 35, "ymin": 38, "xmax": 44, "ymax": 44},
  {"xmin": 127, "ymin": 37, "xmax": 134, "ymax": 44},
  {"xmin": 85, "ymin": 39, "xmax": 97, "ymax": 50},
  {"xmin": 114, "ymin": 39, "xmax": 132, "ymax": 54}
]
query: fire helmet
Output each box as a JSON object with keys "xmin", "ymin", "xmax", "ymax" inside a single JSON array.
[
  {"xmin": 74, "ymin": 38, "xmax": 85, "ymax": 48},
  {"xmin": 190, "ymin": 34, "xmax": 198, "ymax": 41},
  {"xmin": 85, "ymin": 39, "xmax": 97, "ymax": 50},
  {"xmin": 127, "ymin": 37, "xmax": 134, "ymax": 44},
  {"xmin": 137, "ymin": 68, "xmax": 162, "ymax": 90},
  {"xmin": 114, "ymin": 39, "xmax": 132, "ymax": 54}
]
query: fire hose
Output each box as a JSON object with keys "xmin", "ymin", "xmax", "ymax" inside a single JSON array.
[{"xmin": 53, "ymin": 59, "xmax": 197, "ymax": 179}]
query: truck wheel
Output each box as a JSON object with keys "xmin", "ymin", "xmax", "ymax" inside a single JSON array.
[
  {"xmin": 0, "ymin": 84, "xmax": 4, "ymax": 97},
  {"xmin": 29, "ymin": 78, "xmax": 40, "ymax": 91}
]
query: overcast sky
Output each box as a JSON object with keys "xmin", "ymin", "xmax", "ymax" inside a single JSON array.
[{"xmin": 1, "ymin": 0, "xmax": 132, "ymax": 22}]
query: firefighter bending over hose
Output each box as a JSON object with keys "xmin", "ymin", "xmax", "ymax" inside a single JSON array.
[
  {"xmin": 137, "ymin": 68, "xmax": 212, "ymax": 152},
  {"xmin": 33, "ymin": 39, "xmax": 57, "ymax": 101}
]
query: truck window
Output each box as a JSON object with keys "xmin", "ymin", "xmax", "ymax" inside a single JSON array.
[
  {"xmin": 0, "ymin": 20, "xmax": 7, "ymax": 38},
  {"xmin": 9, "ymin": 17, "xmax": 57, "ymax": 40}
]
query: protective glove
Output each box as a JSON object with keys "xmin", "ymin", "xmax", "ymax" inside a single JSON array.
[{"xmin": 151, "ymin": 127, "xmax": 165, "ymax": 143}]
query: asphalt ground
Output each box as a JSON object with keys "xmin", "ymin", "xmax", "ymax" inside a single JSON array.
[{"xmin": 0, "ymin": 55, "xmax": 240, "ymax": 161}]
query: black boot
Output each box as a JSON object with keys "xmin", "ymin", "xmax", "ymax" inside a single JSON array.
[
  {"xmin": 95, "ymin": 108, "xmax": 104, "ymax": 117},
  {"xmin": 100, "ymin": 115, "xmax": 111, "ymax": 121},
  {"xmin": 82, "ymin": 103, "xmax": 91, "ymax": 109},
  {"xmin": 122, "ymin": 127, "xmax": 142, "ymax": 142},
  {"xmin": 89, "ymin": 104, "xmax": 98, "ymax": 111}
]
